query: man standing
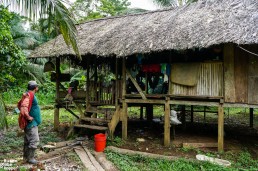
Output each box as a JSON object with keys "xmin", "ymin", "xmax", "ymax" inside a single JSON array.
[{"xmin": 20, "ymin": 80, "xmax": 42, "ymax": 164}]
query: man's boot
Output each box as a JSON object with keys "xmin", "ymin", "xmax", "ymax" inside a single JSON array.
[
  {"xmin": 23, "ymin": 145, "xmax": 29, "ymax": 162},
  {"xmin": 27, "ymin": 148, "xmax": 38, "ymax": 164}
]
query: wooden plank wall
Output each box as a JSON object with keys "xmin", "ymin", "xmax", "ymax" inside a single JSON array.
[
  {"xmin": 234, "ymin": 46, "xmax": 248, "ymax": 103},
  {"xmin": 171, "ymin": 62, "xmax": 223, "ymax": 97},
  {"xmin": 224, "ymin": 44, "xmax": 258, "ymax": 104},
  {"xmin": 224, "ymin": 44, "xmax": 236, "ymax": 102},
  {"xmin": 248, "ymin": 45, "xmax": 258, "ymax": 104}
]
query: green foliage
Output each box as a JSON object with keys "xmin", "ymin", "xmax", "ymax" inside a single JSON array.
[
  {"xmin": 3, "ymin": 0, "xmax": 80, "ymax": 59},
  {"xmin": 0, "ymin": 109, "xmax": 74, "ymax": 160},
  {"xmin": 98, "ymin": 0, "xmax": 131, "ymax": 16},
  {"xmin": 0, "ymin": 5, "xmax": 26, "ymax": 89},
  {"xmin": 2, "ymin": 81, "xmax": 55, "ymax": 105},
  {"xmin": 232, "ymin": 151, "xmax": 258, "ymax": 170},
  {"xmin": 70, "ymin": 0, "xmax": 131, "ymax": 22},
  {"xmin": 107, "ymin": 136, "xmax": 124, "ymax": 146},
  {"xmin": 0, "ymin": 95, "xmax": 7, "ymax": 129},
  {"xmin": 106, "ymin": 150, "xmax": 237, "ymax": 171}
]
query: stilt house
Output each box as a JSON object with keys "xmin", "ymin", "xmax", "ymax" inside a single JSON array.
[{"xmin": 30, "ymin": 0, "xmax": 258, "ymax": 151}]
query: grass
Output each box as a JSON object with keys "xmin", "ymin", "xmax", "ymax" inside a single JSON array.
[
  {"xmin": 105, "ymin": 149, "xmax": 237, "ymax": 171},
  {"xmin": 0, "ymin": 108, "xmax": 75, "ymax": 161}
]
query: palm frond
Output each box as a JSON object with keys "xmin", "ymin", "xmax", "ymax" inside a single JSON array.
[
  {"xmin": 3, "ymin": 0, "xmax": 81, "ymax": 59},
  {"xmin": 22, "ymin": 63, "xmax": 46, "ymax": 84}
]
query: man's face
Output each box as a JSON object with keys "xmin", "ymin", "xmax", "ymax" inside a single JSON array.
[{"xmin": 35, "ymin": 86, "xmax": 39, "ymax": 92}]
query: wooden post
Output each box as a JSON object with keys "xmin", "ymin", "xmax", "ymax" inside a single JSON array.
[
  {"xmin": 218, "ymin": 104, "xmax": 224, "ymax": 152},
  {"xmin": 140, "ymin": 106, "xmax": 143, "ymax": 120},
  {"xmin": 146, "ymin": 105, "xmax": 153, "ymax": 122},
  {"xmin": 181, "ymin": 105, "xmax": 186, "ymax": 130},
  {"xmin": 191, "ymin": 105, "xmax": 194, "ymax": 123},
  {"xmin": 250, "ymin": 108, "xmax": 254, "ymax": 128},
  {"xmin": 86, "ymin": 58, "xmax": 90, "ymax": 107},
  {"xmin": 54, "ymin": 57, "xmax": 60, "ymax": 131},
  {"xmin": 164, "ymin": 98, "xmax": 171, "ymax": 147},
  {"xmin": 122, "ymin": 58, "xmax": 127, "ymax": 140},
  {"xmin": 115, "ymin": 58, "xmax": 118, "ymax": 108},
  {"xmin": 204, "ymin": 106, "xmax": 206, "ymax": 122}
]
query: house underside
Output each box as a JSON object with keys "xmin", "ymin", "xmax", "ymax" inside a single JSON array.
[{"xmin": 43, "ymin": 43, "xmax": 257, "ymax": 152}]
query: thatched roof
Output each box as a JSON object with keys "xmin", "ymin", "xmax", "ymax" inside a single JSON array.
[{"xmin": 30, "ymin": 0, "xmax": 258, "ymax": 58}]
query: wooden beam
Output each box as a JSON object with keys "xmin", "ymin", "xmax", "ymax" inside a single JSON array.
[
  {"xmin": 169, "ymin": 100, "xmax": 219, "ymax": 107},
  {"xmin": 218, "ymin": 104, "xmax": 224, "ymax": 152},
  {"xmin": 224, "ymin": 103, "xmax": 258, "ymax": 108},
  {"xmin": 126, "ymin": 69, "xmax": 147, "ymax": 100},
  {"xmin": 64, "ymin": 106, "xmax": 80, "ymax": 119},
  {"xmin": 74, "ymin": 146, "xmax": 97, "ymax": 171},
  {"xmin": 54, "ymin": 57, "xmax": 60, "ymax": 131},
  {"xmin": 250, "ymin": 108, "xmax": 254, "ymax": 128},
  {"xmin": 164, "ymin": 98, "xmax": 170, "ymax": 147},
  {"xmin": 183, "ymin": 143, "xmax": 217, "ymax": 148},
  {"xmin": 125, "ymin": 99, "xmax": 165, "ymax": 104}
]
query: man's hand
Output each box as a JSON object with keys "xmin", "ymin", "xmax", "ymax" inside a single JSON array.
[{"xmin": 27, "ymin": 116, "xmax": 34, "ymax": 122}]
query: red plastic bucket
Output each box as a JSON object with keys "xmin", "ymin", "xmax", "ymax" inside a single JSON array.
[{"xmin": 94, "ymin": 133, "xmax": 106, "ymax": 152}]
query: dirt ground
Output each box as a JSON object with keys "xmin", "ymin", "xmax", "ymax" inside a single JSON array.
[{"xmin": 111, "ymin": 119, "xmax": 258, "ymax": 160}]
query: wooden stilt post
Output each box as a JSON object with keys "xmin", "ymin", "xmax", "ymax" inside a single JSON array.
[
  {"xmin": 122, "ymin": 58, "xmax": 127, "ymax": 140},
  {"xmin": 164, "ymin": 97, "xmax": 171, "ymax": 147},
  {"xmin": 218, "ymin": 104, "xmax": 224, "ymax": 152},
  {"xmin": 54, "ymin": 57, "xmax": 60, "ymax": 131},
  {"xmin": 115, "ymin": 58, "xmax": 118, "ymax": 108},
  {"xmin": 191, "ymin": 105, "xmax": 194, "ymax": 123},
  {"xmin": 181, "ymin": 105, "xmax": 186, "ymax": 130},
  {"xmin": 250, "ymin": 108, "xmax": 254, "ymax": 128},
  {"xmin": 146, "ymin": 105, "xmax": 153, "ymax": 122},
  {"xmin": 86, "ymin": 58, "xmax": 90, "ymax": 107},
  {"xmin": 140, "ymin": 106, "xmax": 143, "ymax": 120},
  {"xmin": 204, "ymin": 106, "xmax": 206, "ymax": 122}
]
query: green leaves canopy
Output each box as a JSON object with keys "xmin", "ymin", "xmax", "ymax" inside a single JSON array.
[
  {"xmin": 2, "ymin": 0, "xmax": 81, "ymax": 59},
  {"xmin": 0, "ymin": 5, "xmax": 26, "ymax": 88}
]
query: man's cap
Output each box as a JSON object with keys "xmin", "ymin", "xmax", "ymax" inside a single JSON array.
[{"xmin": 28, "ymin": 80, "xmax": 38, "ymax": 87}]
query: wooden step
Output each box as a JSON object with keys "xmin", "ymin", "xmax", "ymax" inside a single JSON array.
[
  {"xmin": 74, "ymin": 124, "xmax": 108, "ymax": 131},
  {"xmin": 81, "ymin": 117, "xmax": 110, "ymax": 123}
]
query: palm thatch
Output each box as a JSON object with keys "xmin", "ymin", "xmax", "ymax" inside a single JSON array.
[{"xmin": 30, "ymin": 0, "xmax": 258, "ymax": 58}]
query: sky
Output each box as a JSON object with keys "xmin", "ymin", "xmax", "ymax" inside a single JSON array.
[{"xmin": 129, "ymin": 0, "xmax": 158, "ymax": 10}]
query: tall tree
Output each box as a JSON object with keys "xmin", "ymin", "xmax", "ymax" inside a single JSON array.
[
  {"xmin": 1, "ymin": 0, "xmax": 81, "ymax": 58},
  {"xmin": 70, "ymin": 0, "xmax": 131, "ymax": 22},
  {"xmin": 0, "ymin": 5, "xmax": 25, "ymax": 129},
  {"xmin": 153, "ymin": 0, "xmax": 198, "ymax": 7}
]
